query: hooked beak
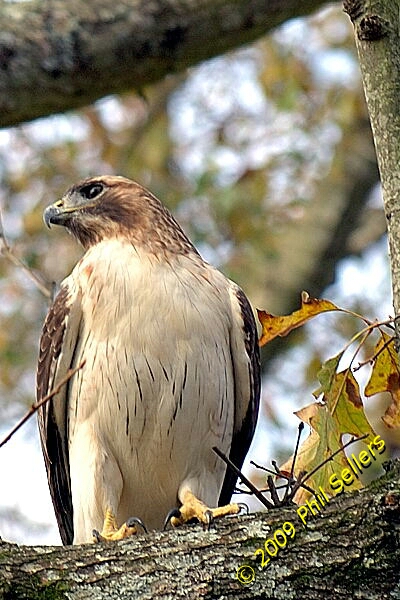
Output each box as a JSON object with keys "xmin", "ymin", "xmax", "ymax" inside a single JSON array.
[{"xmin": 43, "ymin": 200, "xmax": 75, "ymax": 229}]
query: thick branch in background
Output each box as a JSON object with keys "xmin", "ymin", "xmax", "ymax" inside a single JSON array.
[
  {"xmin": 1, "ymin": 459, "xmax": 399, "ymax": 599},
  {"xmin": 260, "ymin": 115, "xmax": 381, "ymax": 367},
  {"xmin": 0, "ymin": 0, "xmax": 328, "ymax": 128},
  {"xmin": 343, "ymin": 0, "xmax": 400, "ymax": 330},
  {"xmin": 261, "ymin": 117, "xmax": 380, "ymax": 313}
]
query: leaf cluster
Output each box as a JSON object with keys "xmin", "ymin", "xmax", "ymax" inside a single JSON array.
[{"xmin": 258, "ymin": 292, "xmax": 398, "ymax": 499}]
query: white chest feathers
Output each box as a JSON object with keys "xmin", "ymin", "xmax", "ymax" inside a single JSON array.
[{"xmin": 65, "ymin": 239, "xmax": 236, "ymax": 532}]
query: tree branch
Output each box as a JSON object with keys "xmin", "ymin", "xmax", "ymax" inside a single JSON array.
[
  {"xmin": 0, "ymin": 0, "xmax": 328, "ymax": 128},
  {"xmin": 0, "ymin": 459, "xmax": 399, "ymax": 599},
  {"xmin": 344, "ymin": 0, "xmax": 400, "ymax": 337},
  {"xmin": 0, "ymin": 361, "xmax": 85, "ymax": 450}
]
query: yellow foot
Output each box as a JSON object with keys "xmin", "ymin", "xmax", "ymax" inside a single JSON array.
[
  {"xmin": 92, "ymin": 507, "xmax": 146, "ymax": 542},
  {"xmin": 168, "ymin": 490, "xmax": 241, "ymax": 529}
]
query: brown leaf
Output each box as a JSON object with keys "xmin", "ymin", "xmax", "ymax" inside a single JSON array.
[
  {"xmin": 257, "ymin": 292, "xmax": 340, "ymax": 346},
  {"xmin": 382, "ymin": 396, "xmax": 400, "ymax": 428},
  {"xmin": 365, "ymin": 331, "xmax": 400, "ymax": 429}
]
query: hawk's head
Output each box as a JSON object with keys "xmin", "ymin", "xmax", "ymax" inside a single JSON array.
[{"xmin": 44, "ymin": 175, "xmax": 195, "ymax": 254}]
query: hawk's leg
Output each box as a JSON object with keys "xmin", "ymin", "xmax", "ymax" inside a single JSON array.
[
  {"xmin": 92, "ymin": 507, "xmax": 145, "ymax": 542},
  {"xmin": 169, "ymin": 490, "xmax": 240, "ymax": 528}
]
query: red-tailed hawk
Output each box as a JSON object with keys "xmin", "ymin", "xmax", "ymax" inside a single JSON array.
[{"xmin": 37, "ymin": 175, "xmax": 260, "ymax": 544}]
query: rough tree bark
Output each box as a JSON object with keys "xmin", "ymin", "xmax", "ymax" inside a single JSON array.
[
  {"xmin": 1, "ymin": 459, "xmax": 399, "ymax": 599},
  {"xmin": 343, "ymin": 0, "xmax": 400, "ymax": 334},
  {"xmin": 0, "ymin": 0, "xmax": 328, "ymax": 128}
]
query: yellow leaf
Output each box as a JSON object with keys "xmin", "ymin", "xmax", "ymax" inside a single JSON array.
[
  {"xmin": 365, "ymin": 332, "xmax": 398, "ymax": 395},
  {"xmin": 257, "ymin": 292, "xmax": 340, "ymax": 346},
  {"xmin": 326, "ymin": 370, "xmax": 375, "ymax": 438},
  {"xmin": 281, "ymin": 364, "xmax": 375, "ymax": 503},
  {"xmin": 365, "ymin": 331, "xmax": 400, "ymax": 429},
  {"xmin": 280, "ymin": 402, "xmax": 359, "ymax": 505}
]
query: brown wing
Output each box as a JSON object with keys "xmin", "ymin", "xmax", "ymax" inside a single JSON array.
[
  {"xmin": 37, "ymin": 281, "xmax": 82, "ymax": 545},
  {"xmin": 218, "ymin": 285, "xmax": 261, "ymax": 506}
]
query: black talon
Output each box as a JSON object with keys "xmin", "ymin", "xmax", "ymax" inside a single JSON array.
[
  {"xmin": 163, "ymin": 507, "xmax": 182, "ymax": 530},
  {"xmin": 204, "ymin": 509, "xmax": 214, "ymax": 531},
  {"xmin": 126, "ymin": 516, "xmax": 148, "ymax": 534},
  {"xmin": 92, "ymin": 529, "xmax": 103, "ymax": 542},
  {"xmin": 237, "ymin": 502, "xmax": 249, "ymax": 515}
]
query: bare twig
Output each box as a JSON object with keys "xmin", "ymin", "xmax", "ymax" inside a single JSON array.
[
  {"xmin": 354, "ymin": 332, "xmax": 395, "ymax": 371},
  {"xmin": 282, "ymin": 421, "xmax": 305, "ymax": 502},
  {"xmin": 290, "ymin": 422, "xmax": 305, "ymax": 479},
  {"xmin": 212, "ymin": 446, "xmax": 274, "ymax": 509},
  {"xmin": 0, "ymin": 206, "xmax": 53, "ymax": 299},
  {"xmin": 296, "ymin": 433, "xmax": 369, "ymax": 489},
  {"xmin": 267, "ymin": 474, "xmax": 280, "ymax": 505},
  {"xmin": 229, "ymin": 433, "xmax": 370, "ymax": 510},
  {"xmin": 0, "ymin": 360, "xmax": 85, "ymax": 449}
]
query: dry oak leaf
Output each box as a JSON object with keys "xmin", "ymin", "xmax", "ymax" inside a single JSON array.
[
  {"xmin": 280, "ymin": 402, "xmax": 354, "ymax": 505},
  {"xmin": 365, "ymin": 331, "xmax": 400, "ymax": 429},
  {"xmin": 257, "ymin": 292, "xmax": 339, "ymax": 346},
  {"xmin": 281, "ymin": 355, "xmax": 375, "ymax": 503}
]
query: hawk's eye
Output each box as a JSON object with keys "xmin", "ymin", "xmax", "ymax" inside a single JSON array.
[{"xmin": 80, "ymin": 183, "xmax": 104, "ymax": 200}]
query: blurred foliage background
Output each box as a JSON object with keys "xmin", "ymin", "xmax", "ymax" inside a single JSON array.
[{"xmin": 0, "ymin": 5, "xmax": 396, "ymax": 543}]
